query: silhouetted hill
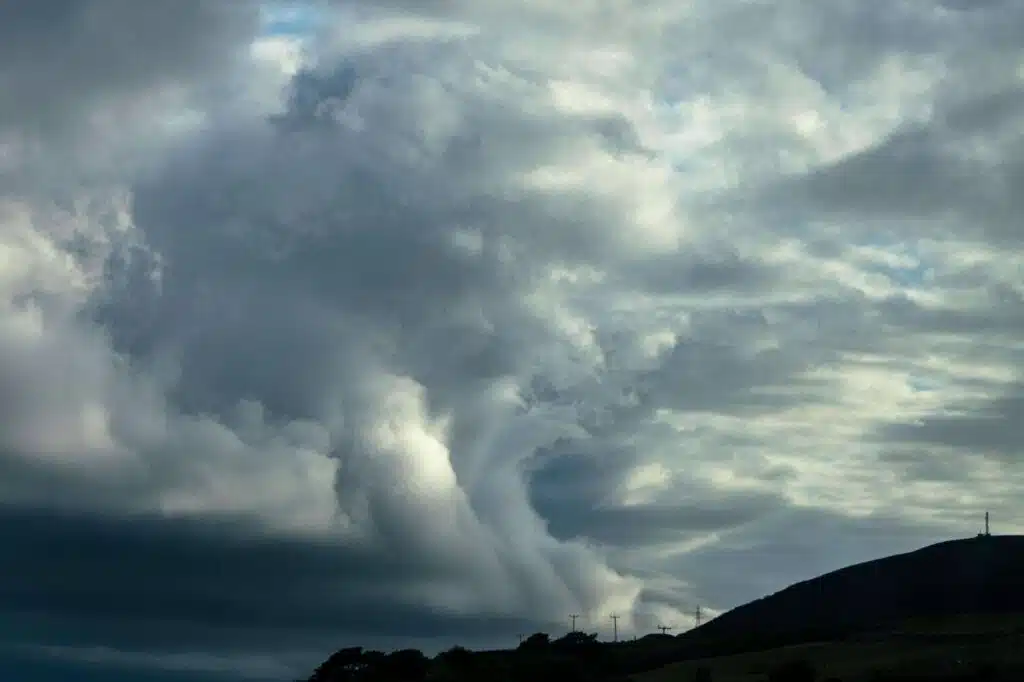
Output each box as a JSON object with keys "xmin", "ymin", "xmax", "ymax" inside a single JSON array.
[
  {"xmin": 681, "ymin": 534, "xmax": 1024, "ymax": 652},
  {"xmin": 303, "ymin": 535, "xmax": 1024, "ymax": 680}
]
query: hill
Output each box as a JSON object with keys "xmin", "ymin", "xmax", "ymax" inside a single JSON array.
[
  {"xmin": 636, "ymin": 626, "xmax": 1024, "ymax": 682},
  {"xmin": 678, "ymin": 534, "xmax": 1024, "ymax": 655},
  {"xmin": 302, "ymin": 534, "xmax": 1024, "ymax": 681}
]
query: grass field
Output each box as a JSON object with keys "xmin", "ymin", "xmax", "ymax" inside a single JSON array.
[{"xmin": 633, "ymin": 614, "xmax": 1024, "ymax": 682}]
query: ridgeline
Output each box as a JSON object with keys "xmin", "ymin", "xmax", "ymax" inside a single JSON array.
[{"xmin": 303, "ymin": 534, "xmax": 1024, "ymax": 681}]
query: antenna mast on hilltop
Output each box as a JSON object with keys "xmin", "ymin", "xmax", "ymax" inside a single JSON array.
[
  {"xmin": 569, "ymin": 614, "xmax": 580, "ymax": 632},
  {"xmin": 611, "ymin": 614, "xmax": 619, "ymax": 642},
  {"xmin": 657, "ymin": 625, "xmax": 673, "ymax": 635},
  {"xmin": 695, "ymin": 606, "xmax": 702, "ymax": 628},
  {"xmin": 977, "ymin": 511, "xmax": 992, "ymax": 538}
]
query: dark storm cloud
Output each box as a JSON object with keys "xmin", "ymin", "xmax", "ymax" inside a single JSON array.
[
  {"xmin": 755, "ymin": 83, "xmax": 1024, "ymax": 249},
  {"xmin": 539, "ymin": 495, "xmax": 786, "ymax": 548},
  {"xmin": 7, "ymin": 0, "xmax": 1024, "ymax": 679},
  {"xmin": 5, "ymin": 642, "xmax": 309, "ymax": 681},
  {"xmin": 0, "ymin": 506, "xmax": 548, "ymax": 655},
  {"xmin": 878, "ymin": 383, "xmax": 1024, "ymax": 461},
  {"xmin": 636, "ymin": 332, "xmax": 829, "ymax": 417},
  {"xmin": 621, "ymin": 291, "xmax": 899, "ymax": 400},
  {"xmin": 789, "ymin": 129, "xmax": 975, "ymax": 221},
  {"xmin": 528, "ymin": 440, "xmax": 786, "ymax": 547},
  {"xmin": 617, "ymin": 249, "xmax": 778, "ymax": 297},
  {"xmin": 875, "ymin": 291, "xmax": 1024, "ymax": 339},
  {"xmin": 65, "ymin": 34, "xmax": 671, "ymax": 651},
  {"xmin": 0, "ymin": 1, "xmax": 258, "ymax": 135},
  {"xmin": 879, "ymin": 447, "xmax": 976, "ymax": 485},
  {"xmin": 96, "ymin": 50, "xmax": 545, "ymax": 437}
]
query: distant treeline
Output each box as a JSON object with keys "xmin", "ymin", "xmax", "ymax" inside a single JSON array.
[
  {"xmin": 306, "ymin": 630, "xmax": 693, "ymax": 682},
  {"xmin": 304, "ymin": 627, "xmax": 856, "ymax": 682}
]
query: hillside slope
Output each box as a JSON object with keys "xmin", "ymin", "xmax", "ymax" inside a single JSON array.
[{"xmin": 682, "ymin": 535, "xmax": 1024, "ymax": 649}]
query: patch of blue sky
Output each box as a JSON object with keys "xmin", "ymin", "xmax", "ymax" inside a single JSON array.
[
  {"xmin": 857, "ymin": 235, "xmax": 933, "ymax": 288},
  {"xmin": 260, "ymin": 3, "xmax": 321, "ymax": 37},
  {"xmin": 907, "ymin": 375, "xmax": 942, "ymax": 393}
]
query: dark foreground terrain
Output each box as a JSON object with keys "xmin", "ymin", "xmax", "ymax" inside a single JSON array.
[
  {"xmin": 639, "ymin": 618, "xmax": 1024, "ymax": 681},
  {"xmin": 303, "ymin": 535, "xmax": 1024, "ymax": 681}
]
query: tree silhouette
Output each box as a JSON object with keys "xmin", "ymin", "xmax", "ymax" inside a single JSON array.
[
  {"xmin": 552, "ymin": 631, "xmax": 599, "ymax": 650},
  {"xmin": 309, "ymin": 647, "xmax": 367, "ymax": 682},
  {"xmin": 380, "ymin": 648, "xmax": 429, "ymax": 681},
  {"xmin": 435, "ymin": 645, "xmax": 476, "ymax": 680},
  {"xmin": 518, "ymin": 632, "xmax": 550, "ymax": 650}
]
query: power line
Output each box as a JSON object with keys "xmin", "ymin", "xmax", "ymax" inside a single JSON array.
[{"xmin": 657, "ymin": 625, "xmax": 673, "ymax": 635}]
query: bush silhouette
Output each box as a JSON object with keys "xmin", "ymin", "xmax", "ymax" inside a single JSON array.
[{"xmin": 694, "ymin": 665, "xmax": 713, "ymax": 682}]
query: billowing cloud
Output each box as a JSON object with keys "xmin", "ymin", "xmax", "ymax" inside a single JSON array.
[
  {"xmin": 2, "ymin": 0, "xmax": 1023, "ymax": 679},
  {"xmin": 0, "ymin": 1, "xmax": 256, "ymax": 134}
]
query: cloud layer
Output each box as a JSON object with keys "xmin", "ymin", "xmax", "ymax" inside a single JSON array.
[{"xmin": 2, "ymin": 0, "xmax": 1022, "ymax": 679}]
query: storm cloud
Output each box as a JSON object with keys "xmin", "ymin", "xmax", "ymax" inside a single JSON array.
[{"xmin": 2, "ymin": 0, "xmax": 1023, "ymax": 679}]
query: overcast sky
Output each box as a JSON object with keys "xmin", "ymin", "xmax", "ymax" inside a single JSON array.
[{"xmin": 2, "ymin": 0, "xmax": 1023, "ymax": 680}]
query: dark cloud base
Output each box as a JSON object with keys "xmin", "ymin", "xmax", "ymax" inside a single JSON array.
[{"xmin": 0, "ymin": 506, "xmax": 549, "ymax": 654}]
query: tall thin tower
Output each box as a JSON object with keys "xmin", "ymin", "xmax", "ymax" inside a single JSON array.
[{"xmin": 985, "ymin": 511, "xmax": 991, "ymax": 536}]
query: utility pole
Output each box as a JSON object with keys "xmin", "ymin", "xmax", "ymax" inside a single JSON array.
[
  {"xmin": 986, "ymin": 511, "xmax": 990, "ymax": 536},
  {"xmin": 570, "ymin": 614, "xmax": 580, "ymax": 632},
  {"xmin": 517, "ymin": 633, "xmax": 525, "ymax": 646},
  {"xmin": 695, "ymin": 605, "xmax": 702, "ymax": 627},
  {"xmin": 657, "ymin": 625, "xmax": 673, "ymax": 635},
  {"xmin": 611, "ymin": 614, "xmax": 619, "ymax": 642}
]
